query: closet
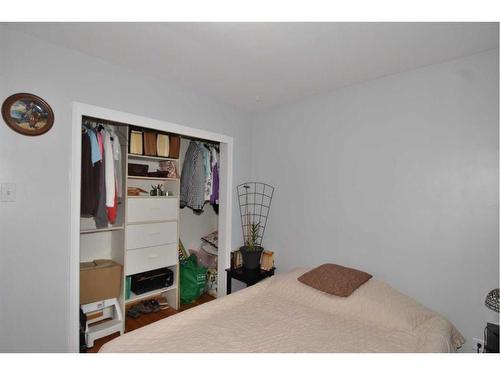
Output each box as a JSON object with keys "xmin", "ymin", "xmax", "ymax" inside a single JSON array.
[
  {"xmin": 79, "ymin": 115, "xmax": 220, "ymax": 348},
  {"xmin": 178, "ymin": 137, "xmax": 219, "ymax": 298}
]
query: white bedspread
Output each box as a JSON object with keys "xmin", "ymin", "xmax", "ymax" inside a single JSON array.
[{"xmin": 100, "ymin": 268, "xmax": 464, "ymax": 353}]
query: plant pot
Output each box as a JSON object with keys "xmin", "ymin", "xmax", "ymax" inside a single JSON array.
[{"xmin": 239, "ymin": 246, "xmax": 264, "ymax": 270}]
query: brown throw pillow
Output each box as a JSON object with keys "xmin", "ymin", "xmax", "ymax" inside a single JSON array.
[{"xmin": 298, "ymin": 263, "xmax": 372, "ymax": 297}]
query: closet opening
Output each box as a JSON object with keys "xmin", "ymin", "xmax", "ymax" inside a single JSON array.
[
  {"xmin": 178, "ymin": 136, "xmax": 220, "ymax": 307},
  {"xmin": 71, "ymin": 102, "xmax": 233, "ymax": 353}
]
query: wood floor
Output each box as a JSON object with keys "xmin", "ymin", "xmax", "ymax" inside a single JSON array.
[{"xmin": 86, "ymin": 293, "xmax": 216, "ymax": 353}]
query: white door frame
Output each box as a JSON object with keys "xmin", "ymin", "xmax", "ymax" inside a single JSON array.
[{"xmin": 69, "ymin": 102, "xmax": 233, "ymax": 352}]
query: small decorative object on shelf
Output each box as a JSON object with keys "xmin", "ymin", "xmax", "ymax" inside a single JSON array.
[
  {"xmin": 2, "ymin": 93, "xmax": 54, "ymax": 136},
  {"xmin": 206, "ymin": 268, "xmax": 218, "ymax": 297},
  {"xmin": 147, "ymin": 170, "xmax": 169, "ymax": 178},
  {"xmin": 260, "ymin": 250, "xmax": 274, "ymax": 271},
  {"xmin": 237, "ymin": 182, "xmax": 275, "ymax": 270},
  {"xmin": 159, "ymin": 160, "xmax": 178, "ymax": 178},
  {"xmin": 150, "ymin": 184, "xmax": 166, "ymax": 196},
  {"xmin": 230, "ymin": 250, "xmax": 243, "ymax": 269},
  {"xmin": 127, "ymin": 187, "xmax": 149, "ymax": 196}
]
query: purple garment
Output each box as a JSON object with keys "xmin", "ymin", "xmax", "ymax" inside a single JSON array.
[{"xmin": 210, "ymin": 163, "xmax": 219, "ymax": 204}]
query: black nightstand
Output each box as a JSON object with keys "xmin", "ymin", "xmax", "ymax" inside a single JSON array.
[{"xmin": 225, "ymin": 267, "xmax": 275, "ymax": 294}]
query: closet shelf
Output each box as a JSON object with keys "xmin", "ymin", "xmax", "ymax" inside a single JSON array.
[
  {"xmin": 128, "ymin": 153, "xmax": 179, "ymax": 162},
  {"xmin": 128, "ymin": 175, "xmax": 180, "ymax": 182},
  {"xmin": 126, "ymin": 285, "xmax": 177, "ymax": 303},
  {"xmin": 126, "ymin": 219, "xmax": 178, "ymax": 225},
  {"xmin": 127, "ymin": 195, "xmax": 178, "ymax": 199},
  {"xmin": 80, "ymin": 226, "xmax": 125, "ymax": 234}
]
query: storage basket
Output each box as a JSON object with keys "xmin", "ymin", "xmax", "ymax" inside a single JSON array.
[{"xmin": 128, "ymin": 163, "xmax": 149, "ymax": 176}]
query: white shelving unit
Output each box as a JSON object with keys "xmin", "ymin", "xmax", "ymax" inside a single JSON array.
[
  {"xmin": 128, "ymin": 176, "xmax": 179, "ymax": 182},
  {"xmin": 80, "ymin": 122, "xmax": 181, "ymax": 339},
  {"xmin": 128, "ymin": 154, "xmax": 179, "ymax": 162},
  {"xmin": 125, "ymin": 148, "xmax": 181, "ymax": 313},
  {"xmin": 79, "ymin": 123, "xmax": 128, "ymax": 345},
  {"xmin": 80, "ymin": 226, "xmax": 125, "ymax": 234}
]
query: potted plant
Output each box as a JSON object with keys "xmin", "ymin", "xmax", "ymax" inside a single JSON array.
[{"xmin": 239, "ymin": 222, "xmax": 264, "ymax": 270}]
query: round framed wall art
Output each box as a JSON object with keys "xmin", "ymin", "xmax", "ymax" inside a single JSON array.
[{"xmin": 2, "ymin": 93, "xmax": 54, "ymax": 136}]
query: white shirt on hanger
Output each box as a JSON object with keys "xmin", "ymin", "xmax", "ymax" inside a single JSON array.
[{"xmin": 103, "ymin": 130, "xmax": 116, "ymax": 207}]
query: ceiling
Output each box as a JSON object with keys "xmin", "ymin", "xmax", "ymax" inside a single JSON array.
[{"xmin": 6, "ymin": 22, "xmax": 499, "ymax": 112}]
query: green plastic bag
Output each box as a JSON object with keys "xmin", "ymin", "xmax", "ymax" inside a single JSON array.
[{"xmin": 180, "ymin": 255, "xmax": 207, "ymax": 304}]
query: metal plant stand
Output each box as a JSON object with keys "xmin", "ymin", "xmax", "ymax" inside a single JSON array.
[{"xmin": 237, "ymin": 182, "xmax": 275, "ymax": 247}]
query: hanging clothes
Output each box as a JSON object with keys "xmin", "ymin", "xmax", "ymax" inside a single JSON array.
[
  {"xmin": 109, "ymin": 127, "xmax": 122, "ymax": 200},
  {"xmin": 210, "ymin": 163, "xmax": 219, "ymax": 205},
  {"xmin": 103, "ymin": 130, "xmax": 116, "ymax": 208},
  {"xmin": 210, "ymin": 163, "xmax": 219, "ymax": 214},
  {"xmin": 94, "ymin": 129, "xmax": 109, "ymax": 228},
  {"xmin": 180, "ymin": 141, "xmax": 206, "ymax": 212},
  {"xmin": 199, "ymin": 142, "xmax": 211, "ymax": 176},
  {"xmin": 105, "ymin": 126, "xmax": 121, "ymax": 224},
  {"xmin": 180, "ymin": 140, "xmax": 220, "ymax": 214},
  {"xmin": 87, "ymin": 128, "xmax": 101, "ymax": 165},
  {"xmin": 80, "ymin": 128, "xmax": 100, "ymax": 217},
  {"xmin": 209, "ymin": 145, "xmax": 218, "ymax": 198},
  {"xmin": 102, "ymin": 128, "xmax": 118, "ymax": 224},
  {"xmin": 81, "ymin": 120, "xmax": 125, "ymax": 227},
  {"xmin": 201, "ymin": 145, "xmax": 213, "ymax": 202}
]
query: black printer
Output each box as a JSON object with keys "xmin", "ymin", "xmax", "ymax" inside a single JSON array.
[{"xmin": 130, "ymin": 267, "xmax": 174, "ymax": 295}]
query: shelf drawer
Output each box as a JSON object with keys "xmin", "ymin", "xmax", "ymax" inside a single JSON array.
[
  {"xmin": 126, "ymin": 222, "xmax": 177, "ymax": 250},
  {"xmin": 125, "ymin": 243, "xmax": 177, "ymax": 276},
  {"xmin": 127, "ymin": 197, "xmax": 178, "ymax": 223}
]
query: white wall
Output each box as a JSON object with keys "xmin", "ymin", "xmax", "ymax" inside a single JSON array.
[
  {"xmin": 0, "ymin": 26, "xmax": 252, "ymax": 352},
  {"xmin": 0, "ymin": 27, "xmax": 6, "ymax": 346},
  {"xmin": 251, "ymin": 50, "xmax": 499, "ymax": 352}
]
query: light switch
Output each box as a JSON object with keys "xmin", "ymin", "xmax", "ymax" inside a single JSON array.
[{"xmin": 1, "ymin": 183, "xmax": 16, "ymax": 202}]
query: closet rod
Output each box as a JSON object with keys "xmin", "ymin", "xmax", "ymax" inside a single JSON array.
[
  {"xmin": 82, "ymin": 115, "xmax": 131, "ymax": 129},
  {"xmin": 181, "ymin": 135, "xmax": 220, "ymax": 147},
  {"xmin": 82, "ymin": 116, "xmax": 128, "ymax": 143}
]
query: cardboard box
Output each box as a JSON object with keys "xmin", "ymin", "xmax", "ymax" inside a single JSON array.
[{"xmin": 80, "ymin": 259, "xmax": 122, "ymax": 305}]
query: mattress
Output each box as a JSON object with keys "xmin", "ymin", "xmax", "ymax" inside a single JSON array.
[{"xmin": 100, "ymin": 268, "xmax": 464, "ymax": 353}]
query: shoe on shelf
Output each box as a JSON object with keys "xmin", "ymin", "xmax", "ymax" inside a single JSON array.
[
  {"xmin": 144, "ymin": 299, "xmax": 161, "ymax": 313},
  {"xmin": 127, "ymin": 300, "xmax": 154, "ymax": 318},
  {"xmin": 126, "ymin": 303, "xmax": 142, "ymax": 319}
]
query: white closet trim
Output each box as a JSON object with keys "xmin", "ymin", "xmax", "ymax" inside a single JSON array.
[{"xmin": 69, "ymin": 102, "xmax": 233, "ymax": 353}]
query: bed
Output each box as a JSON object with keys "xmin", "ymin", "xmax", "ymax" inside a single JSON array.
[{"xmin": 100, "ymin": 268, "xmax": 464, "ymax": 353}]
